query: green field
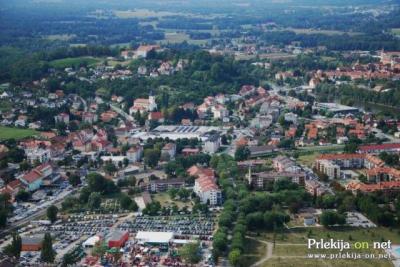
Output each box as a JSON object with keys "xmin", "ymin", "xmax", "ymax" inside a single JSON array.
[
  {"xmin": 0, "ymin": 126, "xmax": 38, "ymax": 140},
  {"xmin": 158, "ymin": 32, "xmax": 210, "ymax": 46},
  {"xmin": 391, "ymin": 28, "xmax": 400, "ymax": 35},
  {"xmin": 49, "ymin": 57, "xmax": 100, "ymax": 69},
  {"xmin": 243, "ymin": 227, "xmax": 398, "ymax": 267}
]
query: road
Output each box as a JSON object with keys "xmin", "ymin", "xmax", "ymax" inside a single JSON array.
[
  {"xmin": 0, "ymin": 189, "xmax": 77, "ymax": 239},
  {"xmin": 110, "ymin": 104, "xmax": 135, "ymax": 122}
]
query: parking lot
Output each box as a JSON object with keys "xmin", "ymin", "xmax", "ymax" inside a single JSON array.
[
  {"xmin": 118, "ymin": 214, "xmax": 217, "ymax": 238},
  {"xmin": 346, "ymin": 212, "xmax": 377, "ymax": 228}
]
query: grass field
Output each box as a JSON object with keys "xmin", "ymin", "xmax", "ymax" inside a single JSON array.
[
  {"xmin": 297, "ymin": 152, "xmax": 320, "ymax": 167},
  {"xmin": 152, "ymin": 192, "xmax": 192, "ymax": 209},
  {"xmin": 158, "ymin": 32, "xmax": 210, "ymax": 46},
  {"xmin": 242, "ymin": 227, "xmax": 398, "ymax": 267},
  {"xmin": 44, "ymin": 34, "xmax": 76, "ymax": 41},
  {"xmin": 49, "ymin": 57, "xmax": 100, "ymax": 69},
  {"xmin": 391, "ymin": 28, "xmax": 400, "ymax": 35},
  {"xmin": 0, "ymin": 126, "xmax": 38, "ymax": 140}
]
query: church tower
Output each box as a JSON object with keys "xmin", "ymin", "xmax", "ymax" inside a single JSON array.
[{"xmin": 148, "ymin": 91, "xmax": 157, "ymax": 111}]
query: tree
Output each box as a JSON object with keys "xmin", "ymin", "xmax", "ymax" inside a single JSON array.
[
  {"xmin": 47, "ymin": 205, "xmax": 59, "ymax": 223},
  {"xmin": 228, "ymin": 249, "xmax": 242, "ymax": 267},
  {"xmin": 41, "ymin": 233, "xmax": 56, "ymax": 263},
  {"xmin": 235, "ymin": 146, "xmax": 250, "ymax": 161},
  {"xmin": 88, "ymin": 192, "xmax": 101, "ymax": 210},
  {"xmin": 68, "ymin": 174, "xmax": 81, "ymax": 187},
  {"xmin": 15, "ymin": 190, "xmax": 30, "ymax": 202},
  {"xmin": 144, "ymin": 148, "xmax": 160, "ymax": 168},
  {"xmin": 180, "ymin": 242, "xmax": 201, "ymax": 264},
  {"xmin": 3, "ymin": 232, "xmax": 21, "ymax": 258},
  {"xmin": 168, "ymin": 188, "xmax": 178, "ymax": 199},
  {"xmin": 177, "ymin": 188, "xmax": 190, "ymax": 201},
  {"xmin": 0, "ymin": 209, "xmax": 8, "ymax": 228},
  {"xmin": 61, "ymin": 252, "xmax": 76, "ymax": 267},
  {"xmin": 320, "ymin": 211, "xmax": 346, "ymax": 227},
  {"xmin": 103, "ymin": 162, "xmax": 117, "ymax": 175},
  {"xmin": 119, "ymin": 194, "xmax": 138, "ymax": 211}
]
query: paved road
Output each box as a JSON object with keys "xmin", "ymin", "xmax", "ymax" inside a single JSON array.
[
  {"xmin": 110, "ymin": 104, "xmax": 135, "ymax": 122},
  {"xmin": 0, "ymin": 189, "xmax": 77, "ymax": 238}
]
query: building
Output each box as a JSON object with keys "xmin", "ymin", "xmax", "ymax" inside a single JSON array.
[
  {"xmin": 188, "ymin": 165, "xmax": 221, "ymax": 206},
  {"xmin": 161, "ymin": 143, "xmax": 177, "ymax": 160},
  {"xmin": 305, "ymin": 180, "xmax": 327, "ymax": 196},
  {"xmin": 82, "ymin": 112, "xmax": 98, "ymax": 124},
  {"xmin": 248, "ymin": 145, "xmax": 278, "ymax": 158},
  {"xmin": 107, "ymin": 230, "xmax": 129, "ymax": 248},
  {"xmin": 21, "ymin": 236, "xmax": 43, "ymax": 251},
  {"xmin": 193, "ymin": 176, "xmax": 222, "ymax": 206},
  {"xmin": 54, "ymin": 113, "xmax": 70, "ymax": 124},
  {"xmin": 346, "ymin": 180, "xmax": 400, "ymax": 194},
  {"xmin": 146, "ymin": 178, "xmax": 185, "ymax": 193},
  {"xmin": 182, "ymin": 148, "xmax": 200, "ymax": 156},
  {"xmin": 314, "ymin": 153, "xmax": 384, "ymax": 179},
  {"xmin": 136, "ymin": 45, "xmax": 160, "ymax": 58},
  {"xmin": 272, "ymin": 156, "xmax": 302, "ymax": 173},
  {"xmin": 203, "ymin": 134, "xmax": 220, "ymax": 154},
  {"xmin": 247, "ymin": 170, "xmax": 306, "ymax": 189},
  {"xmin": 18, "ymin": 163, "xmax": 55, "ymax": 191},
  {"xmin": 129, "ymin": 94, "xmax": 157, "ymax": 114},
  {"xmin": 358, "ymin": 143, "xmax": 400, "ymax": 154},
  {"xmin": 313, "ymin": 102, "xmax": 359, "ymax": 115},
  {"xmin": 135, "ymin": 231, "xmax": 173, "ymax": 245},
  {"xmin": 126, "ymin": 146, "xmax": 143, "ymax": 163}
]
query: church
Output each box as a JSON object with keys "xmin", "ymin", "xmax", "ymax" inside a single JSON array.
[{"xmin": 129, "ymin": 93, "xmax": 157, "ymax": 115}]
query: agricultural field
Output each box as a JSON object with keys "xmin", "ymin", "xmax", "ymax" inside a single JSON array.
[
  {"xmin": 49, "ymin": 57, "xmax": 100, "ymax": 69},
  {"xmin": 44, "ymin": 34, "xmax": 76, "ymax": 41},
  {"xmin": 158, "ymin": 32, "xmax": 210, "ymax": 46},
  {"xmin": 0, "ymin": 126, "xmax": 38, "ymax": 140}
]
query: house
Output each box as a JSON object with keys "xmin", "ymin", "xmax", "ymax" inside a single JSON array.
[
  {"xmin": 346, "ymin": 180, "xmax": 400, "ymax": 194},
  {"xmin": 148, "ymin": 111, "xmax": 164, "ymax": 123},
  {"xmin": 136, "ymin": 45, "xmax": 160, "ymax": 58},
  {"xmin": 107, "ymin": 230, "xmax": 129, "ymax": 248},
  {"xmin": 203, "ymin": 134, "xmax": 220, "ymax": 154},
  {"xmin": 161, "ymin": 143, "xmax": 176, "ymax": 160},
  {"xmin": 82, "ymin": 112, "xmax": 98, "ymax": 124},
  {"xmin": 54, "ymin": 113, "xmax": 70, "ymax": 124},
  {"xmin": 182, "ymin": 148, "xmax": 200, "ymax": 156},
  {"xmin": 126, "ymin": 146, "xmax": 143, "ymax": 163},
  {"xmin": 18, "ymin": 163, "xmax": 55, "ymax": 191}
]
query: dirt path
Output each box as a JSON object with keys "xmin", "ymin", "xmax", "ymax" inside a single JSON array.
[{"xmin": 246, "ymin": 236, "xmax": 273, "ymax": 267}]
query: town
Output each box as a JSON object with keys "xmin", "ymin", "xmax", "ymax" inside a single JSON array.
[{"xmin": 1, "ymin": 1, "xmax": 400, "ymax": 267}]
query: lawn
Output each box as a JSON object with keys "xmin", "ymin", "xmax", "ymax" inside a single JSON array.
[
  {"xmin": 391, "ymin": 28, "xmax": 400, "ymax": 35},
  {"xmin": 297, "ymin": 152, "xmax": 320, "ymax": 167},
  {"xmin": 245, "ymin": 227, "xmax": 398, "ymax": 267},
  {"xmin": 49, "ymin": 57, "xmax": 100, "ymax": 69},
  {"xmin": 152, "ymin": 192, "xmax": 192, "ymax": 209},
  {"xmin": 0, "ymin": 126, "xmax": 38, "ymax": 140}
]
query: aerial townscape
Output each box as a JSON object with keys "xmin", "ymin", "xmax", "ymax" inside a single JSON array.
[{"xmin": 1, "ymin": 0, "xmax": 400, "ymax": 266}]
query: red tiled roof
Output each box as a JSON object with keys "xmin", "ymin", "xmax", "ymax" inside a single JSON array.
[{"xmin": 359, "ymin": 143, "xmax": 400, "ymax": 152}]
